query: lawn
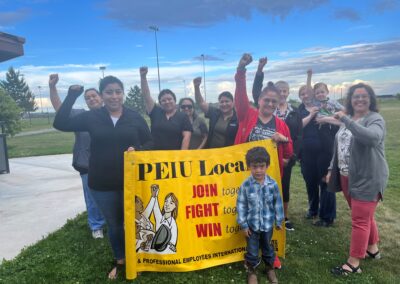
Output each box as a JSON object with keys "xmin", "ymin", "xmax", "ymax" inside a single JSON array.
[
  {"xmin": 20, "ymin": 116, "xmax": 55, "ymax": 132},
  {"xmin": 7, "ymin": 131, "xmax": 74, "ymax": 158},
  {"xmin": 0, "ymin": 100, "xmax": 399, "ymax": 283}
]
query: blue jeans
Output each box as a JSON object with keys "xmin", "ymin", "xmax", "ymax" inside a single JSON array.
[
  {"xmin": 245, "ymin": 229, "xmax": 274, "ymax": 268},
  {"xmin": 89, "ymin": 189, "xmax": 125, "ymax": 260},
  {"xmin": 80, "ymin": 174, "xmax": 105, "ymax": 231}
]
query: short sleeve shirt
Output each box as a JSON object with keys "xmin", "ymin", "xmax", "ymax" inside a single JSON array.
[
  {"xmin": 189, "ymin": 116, "xmax": 208, "ymax": 149},
  {"xmin": 149, "ymin": 105, "xmax": 193, "ymax": 150},
  {"xmin": 248, "ymin": 117, "xmax": 276, "ymax": 142}
]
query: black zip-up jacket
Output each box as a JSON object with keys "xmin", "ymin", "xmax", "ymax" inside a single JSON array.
[{"xmin": 54, "ymin": 92, "xmax": 153, "ymax": 191}]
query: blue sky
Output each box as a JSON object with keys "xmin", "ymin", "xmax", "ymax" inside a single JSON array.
[{"xmin": 1, "ymin": 0, "xmax": 399, "ymax": 110}]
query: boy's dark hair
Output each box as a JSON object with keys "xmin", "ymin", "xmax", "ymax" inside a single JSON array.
[{"xmin": 245, "ymin": 147, "xmax": 270, "ymax": 167}]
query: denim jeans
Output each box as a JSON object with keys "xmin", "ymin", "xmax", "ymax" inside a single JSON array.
[
  {"xmin": 80, "ymin": 174, "xmax": 105, "ymax": 231},
  {"xmin": 89, "ymin": 188, "xmax": 125, "ymax": 260},
  {"xmin": 245, "ymin": 229, "xmax": 274, "ymax": 268}
]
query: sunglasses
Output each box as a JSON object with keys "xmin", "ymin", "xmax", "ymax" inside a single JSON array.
[{"xmin": 180, "ymin": 105, "xmax": 193, "ymax": 110}]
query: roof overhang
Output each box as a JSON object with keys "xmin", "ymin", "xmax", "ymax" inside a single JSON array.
[{"xmin": 0, "ymin": 32, "xmax": 26, "ymax": 63}]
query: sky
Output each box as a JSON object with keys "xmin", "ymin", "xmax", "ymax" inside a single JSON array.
[{"xmin": 1, "ymin": 0, "xmax": 400, "ymax": 110}]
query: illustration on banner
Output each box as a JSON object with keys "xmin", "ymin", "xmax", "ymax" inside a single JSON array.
[{"xmin": 135, "ymin": 184, "xmax": 178, "ymax": 254}]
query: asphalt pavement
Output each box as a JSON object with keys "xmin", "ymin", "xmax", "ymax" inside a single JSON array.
[{"xmin": 0, "ymin": 154, "xmax": 85, "ymax": 262}]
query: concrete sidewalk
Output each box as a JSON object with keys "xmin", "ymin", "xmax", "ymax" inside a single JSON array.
[{"xmin": 0, "ymin": 154, "xmax": 85, "ymax": 262}]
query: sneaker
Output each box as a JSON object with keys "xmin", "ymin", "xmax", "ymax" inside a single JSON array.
[
  {"xmin": 92, "ymin": 229, "xmax": 104, "ymax": 239},
  {"xmin": 265, "ymin": 264, "xmax": 278, "ymax": 284},
  {"xmin": 285, "ymin": 219, "xmax": 294, "ymax": 231},
  {"xmin": 273, "ymin": 256, "xmax": 281, "ymax": 270}
]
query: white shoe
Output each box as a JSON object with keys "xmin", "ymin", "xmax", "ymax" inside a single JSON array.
[{"xmin": 92, "ymin": 229, "xmax": 104, "ymax": 239}]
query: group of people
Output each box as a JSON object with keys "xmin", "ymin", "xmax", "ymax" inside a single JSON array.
[{"xmin": 51, "ymin": 53, "xmax": 388, "ymax": 282}]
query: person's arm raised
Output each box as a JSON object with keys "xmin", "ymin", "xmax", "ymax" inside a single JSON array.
[
  {"xmin": 252, "ymin": 57, "xmax": 267, "ymax": 104},
  {"xmin": 53, "ymin": 85, "xmax": 88, "ymax": 132},
  {"xmin": 193, "ymin": 77, "xmax": 209, "ymax": 113},
  {"xmin": 235, "ymin": 53, "xmax": 253, "ymax": 122},
  {"xmin": 49, "ymin": 74, "xmax": 62, "ymax": 111},
  {"xmin": 140, "ymin": 67, "xmax": 155, "ymax": 114}
]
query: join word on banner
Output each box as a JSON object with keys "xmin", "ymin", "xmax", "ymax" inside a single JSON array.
[{"xmin": 124, "ymin": 140, "xmax": 285, "ymax": 280}]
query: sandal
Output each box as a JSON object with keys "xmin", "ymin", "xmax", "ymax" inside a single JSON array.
[
  {"xmin": 366, "ymin": 250, "xmax": 381, "ymax": 259},
  {"xmin": 331, "ymin": 262, "xmax": 362, "ymax": 276},
  {"xmin": 108, "ymin": 261, "xmax": 125, "ymax": 280}
]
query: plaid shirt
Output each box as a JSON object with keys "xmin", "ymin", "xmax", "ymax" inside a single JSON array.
[{"xmin": 236, "ymin": 175, "xmax": 284, "ymax": 232}]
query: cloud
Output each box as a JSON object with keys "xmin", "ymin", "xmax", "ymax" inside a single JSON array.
[
  {"xmin": 101, "ymin": 0, "xmax": 328, "ymax": 30},
  {"xmin": 346, "ymin": 24, "xmax": 373, "ymax": 32},
  {"xmin": 269, "ymin": 40, "xmax": 400, "ymax": 76},
  {"xmin": 374, "ymin": 0, "xmax": 399, "ymax": 13},
  {"xmin": 333, "ymin": 8, "xmax": 360, "ymax": 21},
  {"xmin": 0, "ymin": 8, "xmax": 30, "ymax": 25},
  {"xmin": 2, "ymin": 40, "xmax": 400, "ymax": 104}
]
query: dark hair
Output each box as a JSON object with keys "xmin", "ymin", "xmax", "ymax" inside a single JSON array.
[
  {"xmin": 84, "ymin": 88, "xmax": 99, "ymax": 96},
  {"xmin": 99, "ymin": 76, "xmax": 124, "ymax": 94},
  {"xmin": 260, "ymin": 81, "xmax": 280, "ymax": 99},
  {"xmin": 245, "ymin": 147, "xmax": 270, "ymax": 167},
  {"xmin": 218, "ymin": 91, "xmax": 233, "ymax": 101},
  {"xmin": 178, "ymin": 97, "xmax": 197, "ymax": 118},
  {"xmin": 158, "ymin": 89, "xmax": 176, "ymax": 102},
  {"xmin": 345, "ymin": 83, "xmax": 379, "ymax": 116}
]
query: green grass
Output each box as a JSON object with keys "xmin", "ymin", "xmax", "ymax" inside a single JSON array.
[
  {"xmin": 20, "ymin": 116, "xmax": 55, "ymax": 132},
  {"xmin": 7, "ymin": 131, "xmax": 74, "ymax": 158},
  {"xmin": 1, "ymin": 101, "xmax": 399, "ymax": 283}
]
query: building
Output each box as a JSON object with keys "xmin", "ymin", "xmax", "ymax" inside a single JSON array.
[{"xmin": 0, "ymin": 32, "xmax": 25, "ymax": 63}]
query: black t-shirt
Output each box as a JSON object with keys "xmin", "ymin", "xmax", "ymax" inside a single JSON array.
[
  {"xmin": 150, "ymin": 105, "xmax": 193, "ymax": 150},
  {"xmin": 247, "ymin": 117, "xmax": 276, "ymax": 142}
]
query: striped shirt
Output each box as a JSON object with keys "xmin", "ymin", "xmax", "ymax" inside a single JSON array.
[{"xmin": 236, "ymin": 175, "xmax": 284, "ymax": 232}]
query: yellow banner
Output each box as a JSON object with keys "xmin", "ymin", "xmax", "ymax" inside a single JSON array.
[{"xmin": 124, "ymin": 140, "xmax": 285, "ymax": 279}]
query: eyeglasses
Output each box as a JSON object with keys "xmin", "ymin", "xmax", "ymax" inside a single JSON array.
[
  {"xmin": 180, "ymin": 105, "xmax": 193, "ymax": 110},
  {"xmin": 103, "ymin": 89, "xmax": 123, "ymax": 96},
  {"xmin": 352, "ymin": 94, "xmax": 369, "ymax": 100}
]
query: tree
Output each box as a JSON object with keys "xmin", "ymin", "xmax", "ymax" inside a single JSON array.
[
  {"xmin": 396, "ymin": 93, "xmax": 400, "ymax": 100},
  {"xmin": 0, "ymin": 88, "xmax": 22, "ymax": 136},
  {"xmin": 0, "ymin": 67, "xmax": 37, "ymax": 114},
  {"xmin": 124, "ymin": 85, "xmax": 145, "ymax": 115}
]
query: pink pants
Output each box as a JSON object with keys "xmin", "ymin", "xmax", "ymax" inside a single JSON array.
[
  {"xmin": 340, "ymin": 175, "xmax": 351, "ymax": 208},
  {"xmin": 340, "ymin": 175, "xmax": 380, "ymax": 259}
]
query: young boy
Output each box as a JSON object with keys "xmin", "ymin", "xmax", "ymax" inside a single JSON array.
[{"xmin": 237, "ymin": 147, "xmax": 284, "ymax": 284}]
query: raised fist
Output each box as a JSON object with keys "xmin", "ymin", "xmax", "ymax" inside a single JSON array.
[
  {"xmin": 68, "ymin": 85, "xmax": 84, "ymax": 98},
  {"xmin": 257, "ymin": 57, "xmax": 267, "ymax": 71},
  {"xmin": 140, "ymin": 66, "xmax": 148, "ymax": 77},
  {"xmin": 193, "ymin": 77, "xmax": 202, "ymax": 87},
  {"xmin": 238, "ymin": 53, "xmax": 253, "ymax": 68},
  {"xmin": 49, "ymin": 74, "xmax": 59, "ymax": 88}
]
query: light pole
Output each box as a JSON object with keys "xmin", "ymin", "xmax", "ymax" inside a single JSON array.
[
  {"xmin": 99, "ymin": 66, "xmax": 106, "ymax": 78},
  {"xmin": 37, "ymin": 86, "xmax": 43, "ymax": 113},
  {"xmin": 201, "ymin": 54, "xmax": 206, "ymax": 101},
  {"xmin": 149, "ymin": 25, "xmax": 161, "ymax": 92},
  {"xmin": 183, "ymin": 79, "xmax": 187, "ymax": 96}
]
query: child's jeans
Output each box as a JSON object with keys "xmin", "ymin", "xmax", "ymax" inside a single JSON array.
[{"xmin": 245, "ymin": 229, "xmax": 274, "ymax": 268}]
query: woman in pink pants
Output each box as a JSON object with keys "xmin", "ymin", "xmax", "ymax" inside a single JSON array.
[{"xmin": 327, "ymin": 83, "xmax": 389, "ymax": 276}]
